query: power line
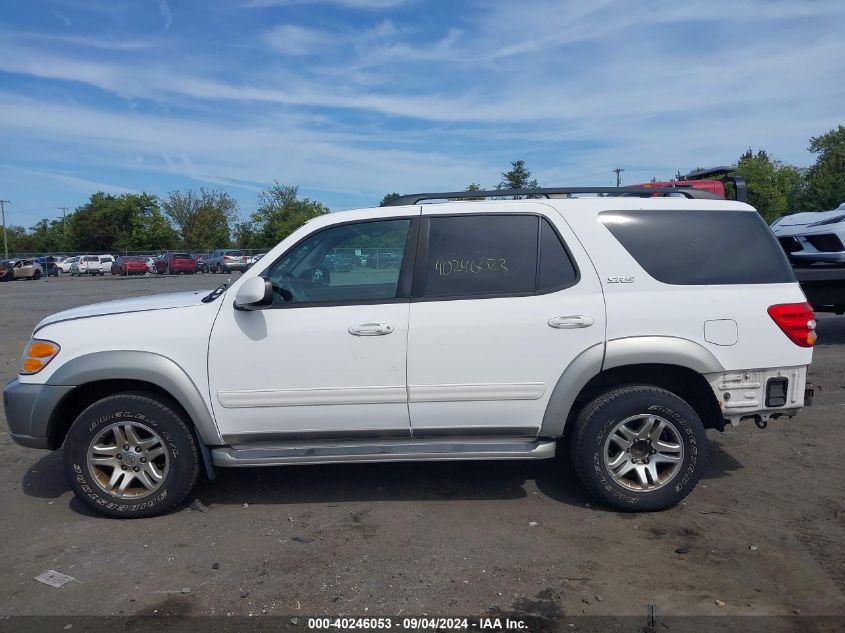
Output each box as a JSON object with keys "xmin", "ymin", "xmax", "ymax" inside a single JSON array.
[
  {"xmin": 612, "ymin": 168, "xmax": 625, "ymax": 187},
  {"xmin": 0, "ymin": 200, "xmax": 10, "ymax": 259}
]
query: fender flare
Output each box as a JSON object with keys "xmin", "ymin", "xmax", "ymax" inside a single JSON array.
[
  {"xmin": 46, "ymin": 350, "xmax": 223, "ymax": 446},
  {"xmin": 540, "ymin": 337, "xmax": 724, "ymax": 437},
  {"xmin": 603, "ymin": 336, "xmax": 724, "ymax": 374}
]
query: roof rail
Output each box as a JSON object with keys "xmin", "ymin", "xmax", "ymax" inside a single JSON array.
[{"xmin": 381, "ymin": 186, "xmax": 721, "ymax": 206}]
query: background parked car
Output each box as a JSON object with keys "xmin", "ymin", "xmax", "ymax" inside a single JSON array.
[
  {"xmin": 193, "ymin": 254, "xmax": 209, "ymax": 273},
  {"xmin": 71, "ymin": 255, "xmax": 103, "ymax": 276},
  {"xmin": 365, "ymin": 250, "xmax": 402, "ymax": 269},
  {"xmin": 112, "ymin": 256, "xmax": 149, "ymax": 276},
  {"xmin": 0, "ymin": 259, "xmax": 43, "ymax": 281},
  {"xmin": 206, "ymin": 249, "xmax": 248, "ymax": 273},
  {"xmin": 57, "ymin": 256, "xmax": 78, "ymax": 274},
  {"xmin": 323, "ymin": 252, "xmax": 354, "ymax": 272},
  {"xmin": 98, "ymin": 254, "xmax": 115, "ymax": 273},
  {"xmin": 247, "ymin": 253, "xmax": 266, "ymax": 269},
  {"xmin": 155, "ymin": 252, "xmax": 198, "ymax": 275},
  {"xmin": 34, "ymin": 256, "xmax": 59, "ymax": 277},
  {"xmin": 771, "ymin": 202, "xmax": 845, "ymax": 264}
]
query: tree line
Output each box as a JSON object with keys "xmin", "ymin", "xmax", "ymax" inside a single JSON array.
[
  {"xmin": 6, "ymin": 125, "xmax": 844, "ymax": 255},
  {"xmin": 6, "ymin": 183, "xmax": 329, "ymax": 255}
]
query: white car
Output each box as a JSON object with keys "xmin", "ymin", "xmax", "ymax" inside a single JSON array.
[
  {"xmin": 771, "ymin": 202, "xmax": 845, "ymax": 263},
  {"xmin": 247, "ymin": 253, "xmax": 266, "ymax": 268},
  {"xmin": 57, "ymin": 256, "xmax": 78, "ymax": 274},
  {"xmin": 98, "ymin": 254, "xmax": 116, "ymax": 273},
  {"xmin": 4, "ymin": 186, "xmax": 814, "ymax": 518},
  {"xmin": 70, "ymin": 255, "xmax": 104, "ymax": 276}
]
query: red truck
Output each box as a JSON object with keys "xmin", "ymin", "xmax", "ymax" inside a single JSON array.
[{"xmin": 630, "ymin": 166, "xmax": 748, "ymax": 203}]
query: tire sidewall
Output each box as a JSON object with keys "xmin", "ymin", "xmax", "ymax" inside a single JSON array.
[
  {"xmin": 577, "ymin": 389, "xmax": 707, "ymax": 511},
  {"xmin": 63, "ymin": 394, "xmax": 197, "ymax": 518}
]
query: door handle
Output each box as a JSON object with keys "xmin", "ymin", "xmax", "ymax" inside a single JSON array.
[
  {"xmin": 548, "ymin": 315, "xmax": 594, "ymax": 329},
  {"xmin": 348, "ymin": 323, "xmax": 395, "ymax": 336}
]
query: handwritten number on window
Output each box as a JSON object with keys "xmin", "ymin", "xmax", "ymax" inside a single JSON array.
[{"xmin": 434, "ymin": 258, "xmax": 509, "ymax": 276}]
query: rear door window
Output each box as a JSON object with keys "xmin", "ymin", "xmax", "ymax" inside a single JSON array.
[
  {"xmin": 423, "ymin": 215, "xmax": 538, "ymax": 298},
  {"xmin": 600, "ymin": 210, "xmax": 796, "ymax": 285}
]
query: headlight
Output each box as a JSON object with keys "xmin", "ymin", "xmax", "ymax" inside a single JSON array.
[{"xmin": 20, "ymin": 339, "xmax": 61, "ymax": 375}]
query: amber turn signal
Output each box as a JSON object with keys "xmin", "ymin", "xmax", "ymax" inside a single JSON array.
[{"xmin": 20, "ymin": 339, "xmax": 60, "ymax": 375}]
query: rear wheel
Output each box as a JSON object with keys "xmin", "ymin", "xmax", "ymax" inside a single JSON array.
[
  {"xmin": 32, "ymin": 269, "xmax": 42, "ymax": 280},
  {"xmin": 63, "ymin": 393, "xmax": 200, "ymax": 518},
  {"xmin": 570, "ymin": 385, "xmax": 707, "ymax": 512}
]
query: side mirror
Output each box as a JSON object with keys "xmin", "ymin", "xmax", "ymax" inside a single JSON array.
[{"xmin": 234, "ymin": 276, "xmax": 273, "ymax": 310}]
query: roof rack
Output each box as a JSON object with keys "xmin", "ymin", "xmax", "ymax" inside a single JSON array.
[{"xmin": 381, "ymin": 186, "xmax": 721, "ymax": 206}]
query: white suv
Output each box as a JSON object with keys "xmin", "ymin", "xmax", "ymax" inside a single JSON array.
[
  {"xmin": 70, "ymin": 255, "xmax": 104, "ymax": 276},
  {"xmin": 3, "ymin": 187, "xmax": 815, "ymax": 518}
]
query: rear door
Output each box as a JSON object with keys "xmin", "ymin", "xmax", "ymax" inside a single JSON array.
[{"xmin": 406, "ymin": 203, "xmax": 605, "ymax": 436}]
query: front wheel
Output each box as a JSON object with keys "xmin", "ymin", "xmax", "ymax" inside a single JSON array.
[
  {"xmin": 63, "ymin": 393, "xmax": 200, "ymax": 518},
  {"xmin": 570, "ymin": 385, "xmax": 707, "ymax": 512},
  {"xmin": 32, "ymin": 269, "xmax": 42, "ymax": 280}
]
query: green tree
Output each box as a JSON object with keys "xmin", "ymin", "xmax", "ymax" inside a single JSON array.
[
  {"xmin": 232, "ymin": 221, "xmax": 259, "ymax": 250},
  {"xmin": 802, "ymin": 125, "xmax": 845, "ymax": 210},
  {"xmin": 67, "ymin": 192, "xmax": 161, "ymax": 252},
  {"xmin": 127, "ymin": 206, "xmax": 178, "ymax": 251},
  {"xmin": 380, "ymin": 192, "xmax": 401, "ymax": 206},
  {"xmin": 4, "ymin": 225, "xmax": 32, "ymax": 255},
  {"xmin": 734, "ymin": 149, "xmax": 804, "ymax": 222},
  {"xmin": 161, "ymin": 189, "xmax": 238, "ymax": 252},
  {"xmin": 498, "ymin": 160, "xmax": 539, "ymax": 190},
  {"xmin": 250, "ymin": 183, "xmax": 329, "ymax": 246}
]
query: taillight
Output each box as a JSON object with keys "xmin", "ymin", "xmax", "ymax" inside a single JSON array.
[{"xmin": 767, "ymin": 302, "xmax": 816, "ymax": 347}]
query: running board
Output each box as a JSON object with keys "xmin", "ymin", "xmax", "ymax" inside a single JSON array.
[{"xmin": 211, "ymin": 438, "xmax": 556, "ymax": 467}]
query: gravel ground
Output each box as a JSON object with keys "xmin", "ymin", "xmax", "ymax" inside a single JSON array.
[{"xmin": 1, "ymin": 273, "xmax": 843, "ymax": 619}]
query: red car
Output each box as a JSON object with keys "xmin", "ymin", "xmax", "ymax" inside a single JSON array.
[
  {"xmin": 155, "ymin": 252, "xmax": 198, "ymax": 275},
  {"xmin": 112, "ymin": 256, "xmax": 149, "ymax": 276}
]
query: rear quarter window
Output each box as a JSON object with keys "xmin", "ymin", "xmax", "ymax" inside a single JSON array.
[{"xmin": 599, "ymin": 210, "xmax": 796, "ymax": 285}]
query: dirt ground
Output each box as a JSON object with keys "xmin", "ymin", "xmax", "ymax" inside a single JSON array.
[{"xmin": 1, "ymin": 273, "xmax": 843, "ymax": 620}]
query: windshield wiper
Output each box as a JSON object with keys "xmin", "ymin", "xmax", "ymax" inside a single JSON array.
[{"xmin": 202, "ymin": 283, "xmax": 228, "ymax": 303}]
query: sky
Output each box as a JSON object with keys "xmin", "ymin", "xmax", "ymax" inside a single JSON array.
[{"xmin": 1, "ymin": 0, "xmax": 844, "ymax": 228}]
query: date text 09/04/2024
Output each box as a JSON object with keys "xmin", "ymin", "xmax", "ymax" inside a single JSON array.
[{"xmin": 307, "ymin": 617, "xmax": 529, "ymax": 630}]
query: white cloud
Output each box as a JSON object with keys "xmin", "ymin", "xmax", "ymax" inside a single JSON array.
[
  {"xmin": 245, "ymin": 0, "xmax": 406, "ymax": 9},
  {"xmin": 158, "ymin": 0, "xmax": 172, "ymax": 32},
  {"xmin": 262, "ymin": 24, "xmax": 331, "ymax": 55}
]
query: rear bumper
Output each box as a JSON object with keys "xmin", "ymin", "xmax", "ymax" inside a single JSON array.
[
  {"xmin": 705, "ymin": 365, "xmax": 809, "ymax": 426},
  {"xmin": 3, "ymin": 379, "xmax": 74, "ymax": 450}
]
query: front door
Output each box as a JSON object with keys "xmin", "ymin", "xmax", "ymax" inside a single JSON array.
[
  {"xmin": 406, "ymin": 204, "xmax": 605, "ymax": 436},
  {"xmin": 208, "ymin": 212, "xmax": 419, "ymax": 443}
]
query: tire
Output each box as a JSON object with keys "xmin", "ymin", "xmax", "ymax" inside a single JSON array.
[
  {"xmin": 33, "ymin": 269, "xmax": 42, "ymax": 280},
  {"xmin": 570, "ymin": 385, "xmax": 707, "ymax": 512},
  {"xmin": 63, "ymin": 392, "xmax": 200, "ymax": 518}
]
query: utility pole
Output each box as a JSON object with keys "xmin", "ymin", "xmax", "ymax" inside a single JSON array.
[
  {"xmin": 0, "ymin": 200, "xmax": 10, "ymax": 259},
  {"xmin": 612, "ymin": 168, "xmax": 625, "ymax": 187},
  {"xmin": 58, "ymin": 207, "xmax": 69, "ymax": 251}
]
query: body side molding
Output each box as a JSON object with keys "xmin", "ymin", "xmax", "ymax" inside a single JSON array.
[{"xmin": 46, "ymin": 351, "xmax": 223, "ymax": 445}]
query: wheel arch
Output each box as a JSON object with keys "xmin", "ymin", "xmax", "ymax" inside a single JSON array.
[
  {"xmin": 44, "ymin": 351, "xmax": 222, "ymax": 449},
  {"xmin": 541, "ymin": 337, "xmax": 726, "ymax": 438}
]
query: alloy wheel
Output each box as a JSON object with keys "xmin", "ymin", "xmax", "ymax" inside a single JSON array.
[
  {"xmin": 602, "ymin": 414, "xmax": 684, "ymax": 491},
  {"xmin": 86, "ymin": 421, "xmax": 170, "ymax": 499}
]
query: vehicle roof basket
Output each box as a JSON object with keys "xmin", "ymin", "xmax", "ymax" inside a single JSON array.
[{"xmin": 381, "ymin": 186, "xmax": 722, "ymax": 207}]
